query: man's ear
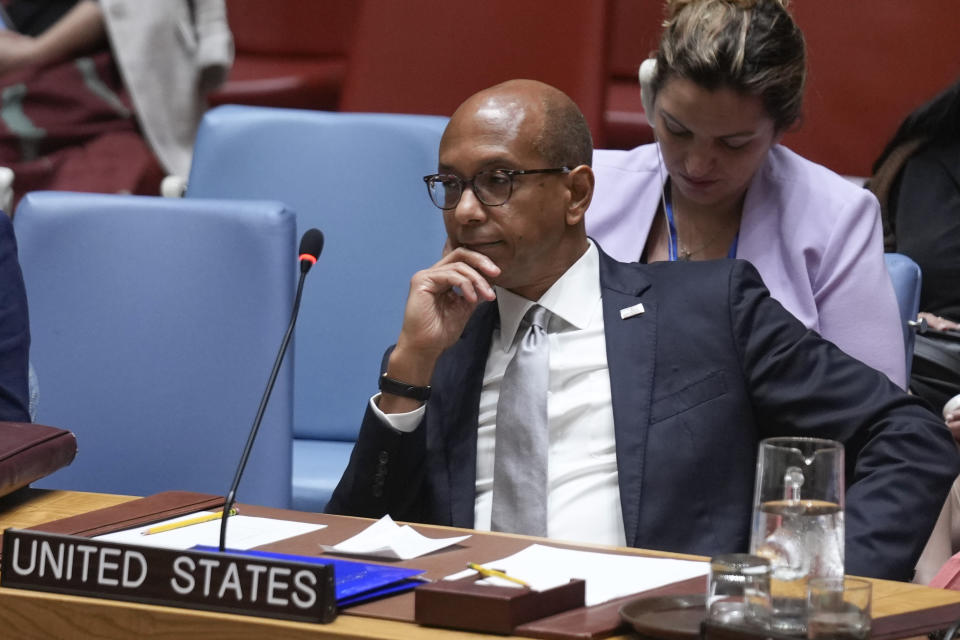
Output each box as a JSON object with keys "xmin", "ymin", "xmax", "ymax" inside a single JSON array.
[{"xmin": 565, "ymin": 165, "xmax": 595, "ymax": 226}]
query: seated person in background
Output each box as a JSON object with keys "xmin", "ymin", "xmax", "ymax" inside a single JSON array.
[
  {"xmin": 869, "ymin": 78, "xmax": 960, "ymax": 584},
  {"xmin": 326, "ymin": 79, "xmax": 960, "ymax": 582},
  {"xmin": 585, "ymin": 0, "xmax": 905, "ymax": 388},
  {"xmin": 0, "ymin": 212, "xmax": 30, "ymax": 422},
  {"xmin": 0, "ymin": 0, "xmax": 232, "ymax": 209},
  {"xmin": 868, "ymin": 78, "xmax": 960, "ymax": 417}
]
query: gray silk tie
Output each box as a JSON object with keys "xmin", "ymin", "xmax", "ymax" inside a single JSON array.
[{"xmin": 491, "ymin": 304, "xmax": 551, "ymax": 536}]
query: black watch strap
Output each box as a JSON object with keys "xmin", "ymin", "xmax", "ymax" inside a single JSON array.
[{"xmin": 379, "ymin": 373, "xmax": 431, "ymax": 402}]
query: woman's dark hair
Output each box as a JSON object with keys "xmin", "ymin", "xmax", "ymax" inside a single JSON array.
[{"xmin": 872, "ymin": 79, "xmax": 960, "ymax": 173}]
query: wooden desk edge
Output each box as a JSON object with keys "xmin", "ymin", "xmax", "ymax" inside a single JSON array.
[
  {"xmin": 2, "ymin": 489, "xmax": 960, "ymax": 639},
  {"xmin": 0, "ymin": 586, "xmax": 536, "ymax": 640}
]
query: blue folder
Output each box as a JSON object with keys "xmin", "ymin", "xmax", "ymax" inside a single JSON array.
[{"xmin": 193, "ymin": 546, "xmax": 425, "ymax": 607}]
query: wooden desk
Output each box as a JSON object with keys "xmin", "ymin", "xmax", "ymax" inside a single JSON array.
[
  {"xmin": 0, "ymin": 488, "xmax": 958, "ymax": 639},
  {"xmin": 0, "ymin": 487, "xmax": 136, "ymax": 530}
]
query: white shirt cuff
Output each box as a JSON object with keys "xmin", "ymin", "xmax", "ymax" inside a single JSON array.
[{"xmin": 369, "ymin": 393, "xmax": 426, "ymax": 433}]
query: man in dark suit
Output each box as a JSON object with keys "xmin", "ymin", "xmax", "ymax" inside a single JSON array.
[
  {"xmin": 326, "ymin": 79, "xmax": 959, "ymax": 581},
  {"xmin": 0, "ymin": 213, "xmax": 30, "ymax": 423}
]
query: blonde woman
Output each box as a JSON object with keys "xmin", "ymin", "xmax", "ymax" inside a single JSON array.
[{"xmin": 587, "ymin": 0, "xmax": 905, "ymax": 387}]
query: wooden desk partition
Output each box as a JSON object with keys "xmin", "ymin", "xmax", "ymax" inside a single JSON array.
[{"xmin": 1, "ymin": 488, "xmax": 959, "ymax": 640}]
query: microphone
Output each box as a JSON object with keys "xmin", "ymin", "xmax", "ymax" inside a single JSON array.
[
  {"xmin": 299, "ymin": 228, "xmax": 324, "ymax": 274},
  {"xmin": 219, "ymin": 228, "xmax": 325, "ymax": 551}
]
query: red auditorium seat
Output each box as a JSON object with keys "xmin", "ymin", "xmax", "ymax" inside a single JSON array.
[
  {"xmin": 339, "ymin": 0, "xmax": 611, "ymax": 147},
  {"xmin": 209, "ymin": 0, "xmax": 358, "ymax": 110}
]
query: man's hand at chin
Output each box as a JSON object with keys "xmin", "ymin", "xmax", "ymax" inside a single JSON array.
[{"xmin": 381, "ymin": 248, "xmax": 501, "ymax": 409}]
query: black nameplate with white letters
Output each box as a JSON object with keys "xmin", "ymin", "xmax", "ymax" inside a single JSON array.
[{"xmin": 1, "ymin": 528, "xmax": 337, "ymax": 623}]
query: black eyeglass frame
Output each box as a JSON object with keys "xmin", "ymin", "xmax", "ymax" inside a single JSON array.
[{"xmin": 422, "ymin": 167, "xmax": 572, "ymax": 210}]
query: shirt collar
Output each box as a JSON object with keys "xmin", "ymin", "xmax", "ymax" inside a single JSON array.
[{"xmin": 494, "ymin": 241, "xmax": 601, "ymax": 351}]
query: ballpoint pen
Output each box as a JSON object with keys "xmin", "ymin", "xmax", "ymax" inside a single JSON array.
[
  {"xmin": 466, "ymin": 562, "xmax": 531, "ymax": 588},
  {"xmin": 142, "ymin": 509, "xmax": 238, "ymax": 535}
]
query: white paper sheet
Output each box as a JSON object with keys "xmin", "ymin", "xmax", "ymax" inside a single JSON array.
[
  {"xmin": 94, "ymin": 512, "xmax": 325, "ymax": 550},
  {"xmin": 444, "ymin": 543, "xmax": 708, "ymax": 606},
  {"xmin": 320, "ymin": 514, "xmax": 470, "ymax": 560}
]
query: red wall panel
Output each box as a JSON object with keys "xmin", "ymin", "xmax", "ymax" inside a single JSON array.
[{"xmin": 784, "ymin": 1, "xmax": 960, "ymax": 176}]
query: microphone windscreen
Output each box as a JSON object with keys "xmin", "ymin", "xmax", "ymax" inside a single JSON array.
[{"xmin": 299, "ymin": 228, "xmax": 325, "ymax": 260}]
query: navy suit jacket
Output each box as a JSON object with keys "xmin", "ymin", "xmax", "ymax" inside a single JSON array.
[
  {"xmin": 327, "ymin": 249, "xmax": 960, "ymax": 581},
  {"xmin": 0, "ymin": 213, "xmax": 29, "ymax": 423}
]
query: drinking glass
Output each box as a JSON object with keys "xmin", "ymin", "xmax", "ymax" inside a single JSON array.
[
  {"xmin": 806, "ymin": 577, "xmax": 871, "ymax": 640},
  {"xmin": 707, "ymin": 553, "xmax": 772, "ymax": 628},
  {"xmin": 749, "ymin": 437, "xmax": 845, "ymax": 634}
]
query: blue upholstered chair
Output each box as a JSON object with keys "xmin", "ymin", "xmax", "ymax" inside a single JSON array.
[
  {"xmin": 884, "ymin": 252, "xmax": 922, "ymax": 380},
  {"xmin": 185, "ymin": 106, "xmax": 449, "ymax": 511},
  {"xmin": 14, "ymin": 192, "xmax": 296, "ymax": 507}
]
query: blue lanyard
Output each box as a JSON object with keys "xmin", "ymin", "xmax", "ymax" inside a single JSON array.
[{"xmin": 663, "ymin": 186, "xmax": 739, "ymax": 261}]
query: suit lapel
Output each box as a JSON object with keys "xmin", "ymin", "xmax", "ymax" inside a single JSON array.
[
  {"xmin": 438, "ymin": 252, "xmax": 657, "ymax": 539},
  {"xmin": 437, "ymin": 302, "xmax": 497, "ymax": 528},
  {"xmin": 598, "ymin": 249, "xmax": 656, "ymax": 547}
]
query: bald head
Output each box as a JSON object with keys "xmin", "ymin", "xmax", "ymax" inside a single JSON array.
[
  {"xmin": 437, "ymin": 79, "xmax": 595, "ymax": 301},
  {"xmin": 446, "ymin": 80, "xmax": 593, "ymax": 169}
]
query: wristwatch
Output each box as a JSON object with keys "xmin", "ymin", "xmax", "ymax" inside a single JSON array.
[{"xmin": 378, "ymin": 373, "xmax": 431, "ymax": 402}]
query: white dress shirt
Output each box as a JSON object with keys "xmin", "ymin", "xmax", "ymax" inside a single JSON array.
[{"xmin": 372, "ymin": 241, "xmax": 625, "ymax": 546}]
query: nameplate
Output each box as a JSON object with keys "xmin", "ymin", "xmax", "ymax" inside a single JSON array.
[{"xmin": 0, "ymin": 528, "xmax": 337, "ymax": 623}]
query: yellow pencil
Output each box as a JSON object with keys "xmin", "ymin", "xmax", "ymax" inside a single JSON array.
[
  {"xmin": 466, "ymin": 562, "xmax": 530, "ymax": 587},
  {"xmin": 142, "ymin": 509, "xmax": 238, "ymax": 535}
]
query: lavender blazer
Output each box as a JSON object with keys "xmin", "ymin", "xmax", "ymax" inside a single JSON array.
[{"xmin": 586, "ymin": 143, "xmax": 906, "ymax": 388}]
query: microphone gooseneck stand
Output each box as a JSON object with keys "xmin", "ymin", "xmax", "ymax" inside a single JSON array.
[{"xmin": 218, "ymin": 229, "xmax": 323, "ymax": 552}]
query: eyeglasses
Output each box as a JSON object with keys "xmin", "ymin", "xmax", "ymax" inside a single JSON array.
[{"xmin": 422, "ymin": 167, "xmax": 572, "ymax": 210}]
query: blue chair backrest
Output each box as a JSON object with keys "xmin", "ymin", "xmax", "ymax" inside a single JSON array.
[
  {"xmin": 14, "ymin": 192, "xmax": 296, "ymax": 507},
  {"xmin": 884, "ymin": 252, "xmax": 922, "ymax": 379},
  {"xmin": 185, "ymin": 106, "xmax": 449, "ymax": 443}
]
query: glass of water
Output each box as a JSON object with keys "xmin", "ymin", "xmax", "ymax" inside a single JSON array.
[
  {"xmin": 707, "ymin": 553, "xmax": 772, "ymax": 628},
  {"xmin": 749, "ymin": 437, "xmax": 845, "ymax": 634},
  {"xmin": 806, "ymin": 577, "xmax": 871, "ymax": 639}
]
